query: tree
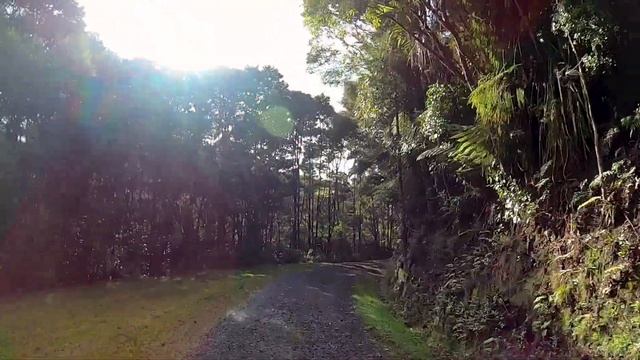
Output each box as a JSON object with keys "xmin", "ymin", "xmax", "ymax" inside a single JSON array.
[{"xmin": 0, "ymin": 0, "xmax": 372, "ymax": 291}]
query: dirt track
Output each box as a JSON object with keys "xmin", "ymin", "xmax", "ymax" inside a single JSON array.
[{"xmin": 192, "ymin": 262, "xmax": 388, "ymax": 360}]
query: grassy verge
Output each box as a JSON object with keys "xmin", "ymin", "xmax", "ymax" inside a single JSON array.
[
  {"xmin": 353, "ymin": 278, "xmax": 458, "ymax": 360},
  {"xmin": 0, "ymin": 264, "xmax": 305, "ymax": 359}
]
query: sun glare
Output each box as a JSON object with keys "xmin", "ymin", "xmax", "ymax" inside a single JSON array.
[{"xmin": 77, "ymin": 0, "xmax": 343, "ymax": 108}]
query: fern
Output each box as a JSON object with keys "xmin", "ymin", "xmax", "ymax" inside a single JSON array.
[
  {"xmin": 388, "ymin": 24, "xmax": 414, "ymax": 56},
  {"xmin": 621, "ymin": 106, "xmax": 640, "ymax": 136},
  {"xmin": 417, "ymin": 142, "xmax": 453, "ymax": 161},
  {"xmin": 469, "ymin": 65, "xmax": 523, "ymax": 130},
  {"xmin": 450, "ymin": 126, "xmax": 495, "ymax": 168}
]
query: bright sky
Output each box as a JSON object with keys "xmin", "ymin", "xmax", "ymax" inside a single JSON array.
[{"xmin": 76, "ymin": 0, "xmax": 343, "ymax": 110}]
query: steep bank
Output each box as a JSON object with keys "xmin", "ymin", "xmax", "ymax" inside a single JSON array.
[{"xmin": 390, "ymin": 160, "xmax": 640, "ymax": 358}]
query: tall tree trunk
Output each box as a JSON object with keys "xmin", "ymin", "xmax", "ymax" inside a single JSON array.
[
  {"xmin": 216, "ymin": 213, "xmax": 226, "ymax": 251},
  {"xmin": 357, "ymin": 196, "xmax": 362, "ymax": 251},
  {"xmin": 327, "ymin": 181, "xmax": 332, "ymax": 253},
  {"xmin": 387, "ymin": 204, "xmax": 393, "ymax": 248},
  {"xmin": 395, "ymin": 111, "xmax": 408, "ymax": 248},
  {"xmin": 314, "ymin": 189, "xmax": 321, "ymax": 247},
  {"xmin": 292, "ymin": 132, "xmax": 301, "ymax": 249},
  {"xmin": 352, "ymin": 182, "xmax": 357, "ymax": 254},
  {"xmin": 370, "ymin": 198, "xmax": 379, "ymax": 246},
  {"xmin": 307, "ymin": 182, "xmax": 313, "ymax": 250},
  {"xmin": 268, "ymin": 214, "xmax": 274, "ymax": 245}
]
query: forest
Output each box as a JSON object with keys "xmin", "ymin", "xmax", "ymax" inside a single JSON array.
[
  {"xmin": 302, "ymin": 0, "xmax": 640, "ymax": 358},
  {"xmin": 2, "ymin": 0, "xmax": 640, "ymax": 358},
  {"xmin": 0, "ymin": 0, "xmax": 395, "ymax": 293}
]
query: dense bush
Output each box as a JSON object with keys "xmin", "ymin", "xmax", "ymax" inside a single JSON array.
[{"xmin": 305, "ymin": 0, "xmax": 640, "ymax": 357}]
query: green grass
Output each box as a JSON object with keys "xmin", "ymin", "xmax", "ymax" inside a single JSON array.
[
  {"xmin": 0, "ymin": 264, "xmax": 306, "ymax": 359},
  {"xmin": 0, "ymin": 329, "xmax": 13, "ymax": 360},
  {"xmin": 353, "ymin": 278, "xmax": 452, "ymax": 360}
]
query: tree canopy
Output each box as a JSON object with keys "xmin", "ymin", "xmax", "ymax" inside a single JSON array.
[{"xmin": 0, "ymin": 0, "xmax": 394, "ymax": 292}]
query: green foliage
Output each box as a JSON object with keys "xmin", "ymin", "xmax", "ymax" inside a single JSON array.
[
  {"xmin": 450, "ymin": 126, "xmax": 495, "ymax": 169},
  {"xmin": 621, "ymin": 105, "xmax": 640, "ymax": 136},
  {"xmin": 418, "ymin": 84, "xmax": 467, "ymax": 143},
  {"xmin": 0, "ymin": 329, "xmax": 13, "ymax": 360},
  {"xmin": 305, "ymin": 0, "xmax": 640, "ymax": 357},
  {"xmin": 487, "ymin": 168, "xmax": 536, "ymax": 224},
  {"xmin": 532, "ymin": 295, "xmax": 555, "ymax": 338},
  {"xmin": 259, "ymin": 106, "xmax": 294, "ymax": 138},
  {"xmin": 545, "ymin": 225, "xmax": 640, "ymax": 358},
  {"xmin": 353, "ymin": 279, "xmax": 455, "ymax": 359},
  {"xmin": 303, "ymin": 0, "xmax": 377, "ymax": 84},
  {"xmin": 0, "ymin": 1, "xmax": 378, "ymax": 292},
  {"xmin": 574, "ymin": 160, "xmax": 640, "ymax": 227},
  {"xmin": 552, "ymin": 0, "xmax": 616, "ymax": 74},
  {"xmin": 433, "ymin": 244, "xmax": 507, "ymax": 342},
  {"xmin": 469, "ymin": 65, "xmax": 523, "ymax": 131}
]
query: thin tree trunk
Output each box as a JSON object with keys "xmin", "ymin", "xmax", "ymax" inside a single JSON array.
[
  {"xmin": 352, "ymin": 182, "xmax": 357, "ymax": 254},
  {"xmin": 307, "ymin": 183, "xmax": 313, "ymax": 249},
  {"xmin": 292, "ymin": 132, "xmax": 301, "ymax": 249},
  {"xmin": 395, "ymin": 111, "xmax": 408, "ymax": 248},
  {"xmin": 568, "ymin": 39, "xmax": 605, "ymax": 192},
  {"xmin": 327, "ymin": 181, "xmax": 332, "ymax": 253},
  {"xmin": 315, "ymin": 189, "xmax": 321, "ymax": 246}
]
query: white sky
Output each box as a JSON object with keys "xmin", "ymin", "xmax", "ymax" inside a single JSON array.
[{"xmin": 76, "ymin": 0, "xmax": 343, "ymax": 110}]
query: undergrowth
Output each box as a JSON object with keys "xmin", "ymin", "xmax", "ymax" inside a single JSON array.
[
  {"xmin": 390, "ymin": 160, "xmax": 640, "ymax": 358},
  {"xmin": 353, "ymin": 278, "xmax": 460, "ymax": 359}
]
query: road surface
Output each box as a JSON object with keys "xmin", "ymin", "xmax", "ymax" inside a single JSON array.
[{"xmin": 192, "ymin": 262, "xmax": 388, "ymax": 360}]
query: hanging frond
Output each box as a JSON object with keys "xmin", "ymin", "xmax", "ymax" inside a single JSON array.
[
  {"xmin": 417, "ymin": 142, "xmax": 454, "ymax": 161},
  {"xmin": 469, "ymin": 65, "xmax": 523, "ymax": 130},
  {"xmin": 450, "ymin": 126, "xmax": 495, "ymax": 169},
  {"xmin": 388, "ymin": 23, "xmax": 415, "ymax": 56},
  {"xmin": 364, "ymin": 3, "xmax": 395, "ymax": 29},
  {"xmin": 537, "ymin": 66, "xmax": 593, "ymax": 178}
]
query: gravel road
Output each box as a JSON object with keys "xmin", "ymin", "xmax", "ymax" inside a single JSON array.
[{"xmin": 192, "ymin": 262, "xmax": 388, "ymax": 360}]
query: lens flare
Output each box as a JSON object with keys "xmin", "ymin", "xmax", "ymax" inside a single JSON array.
[{"xmin": 259, "ymin": 106, "xmax": 293, "ymax": 138}]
